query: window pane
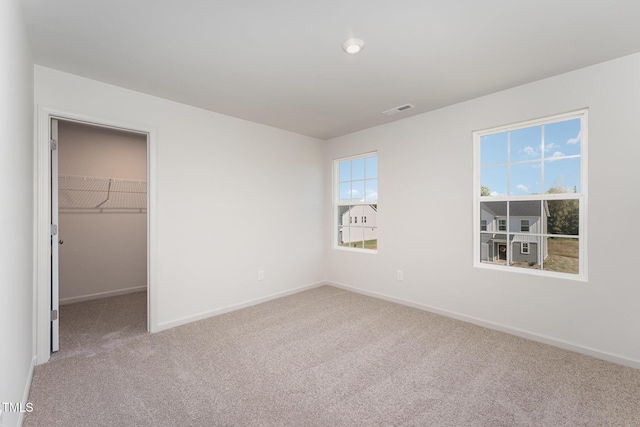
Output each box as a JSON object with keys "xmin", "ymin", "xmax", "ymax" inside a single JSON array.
[
  {"xmin": 510, "ymin": 162, "xmax": 542, "ymax": 196},
  {"xmin": 510, "ymin": 125, "xmax": 542, "ymax": 162},
  {"xmin": 339, "ymin": 161, "xmax": 351, "ymax": 182},
  {"xmin": 367, "ymin": 204, "xmax": 378, "ymax": 226},
  {"xmin": 352, "ymin": 158, "xmax": 365, "ymax": 180},
  {"xmin": 480, "ymin": 233, "xmax": 508, "ymax": 264},
  {"xmin": 365, "ymin": 156, "xmax": 378, "ymax": 179},
  {"xmin": 337, "ymin": 205, "xmax": 350, "ymax": 247},
  {"xmin": 338, "ymin": 205, "xmax": 378, "ymax": 249},
  {"xmin": 339, "ymin": 182, "xmax": 351, "ymax": 202},
  {"xmin": 365, "ymin": 179, "xmax": 378, "ymax": 202},
  {"xmin": 480, "ymin": 201, "xmax": 507, "ymax": 232},
  {"xmin": 351, "ymin": 180, "xmax": 365, "ymax": 202},
  {"xmin": 480, "ymin": 132, "xmax": 508, "ymax": 166},
  {"xmin": 545, "ymin": 119, "xmax": 581, "ymax": 157},
  {"xmin": 545, "ymin": 157, "xmax": 580, "ymax": 193},
  {"xmin": 546, "ymin": 199, "xmax": 579, "ymax": 235},
  {"xmin": 337, "ymin": 205, "xmax": 350, "ymax": 227},
  {"xmin": 510, "ymin": 234, "xmax": 540, "ymax": 269},
  {"xmin": 338, "ymin": 225, "xmax": 351, "ymax": 247},
  {"xmin": 480, "ymin": 165, "xmax": 507, "ymax": 197},
  {"xmin": 543, "ymin": 237, "xmax": 579, "ymax": 274},
  {"xmin": 509, "ymin": 200, "xmax": 541, "ymax": 233}
]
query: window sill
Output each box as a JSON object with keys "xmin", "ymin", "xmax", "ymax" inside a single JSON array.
[
  {"xmin": 334, "ymin": 246, "xmax": 378, "ymax": 255},
  {"xmin": 474, "ymin": 261, "xmax": 587, "ymax": 282}
]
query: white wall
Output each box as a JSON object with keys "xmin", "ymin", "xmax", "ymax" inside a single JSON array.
[
  {"xmin": 58, "ymin": 121, "xmax": 147, "ymax": 303},
  {"xmin": 58, "ymin": 121, "xmax": 147, "ymax": 179},
  {"xmin": 35, "ymin": 66, "xmax": 326, "ymax": 333},
  {"xmin": 325, "ymin": 53, "xmax": 640, "ymax": 367},
  {"xmin": 0, "ymin": 0, "xmax": 34, "ymax": 426}
]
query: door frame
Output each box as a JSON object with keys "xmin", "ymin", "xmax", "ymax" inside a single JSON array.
[
  {"xmin": 497, "ymin": 243, "xmax": 507, "ymax": 260},
  {"xmin": 50, "ymin": 118, "xmax": 59, "ymax": 352},
  {"xmin": 492, "ymin": 241, "xmax": 507, "ymax": 262},
  {"xmin": 35, "ymin": 106, "xmax": 158, "ymax": 365}
]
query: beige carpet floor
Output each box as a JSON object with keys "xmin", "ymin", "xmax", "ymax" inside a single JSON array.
[
  {"xmin": 50, "ymin": 291, "xmax": 147, "ymax": 361},
  {"xmin": 25, "ymin": 285, "xmax": 640, "ymax": 426}
]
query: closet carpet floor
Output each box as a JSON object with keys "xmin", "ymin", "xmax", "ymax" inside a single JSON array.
[{"xmin": 51, "ymin": 291, "xmax": 147, "ymax": 361}]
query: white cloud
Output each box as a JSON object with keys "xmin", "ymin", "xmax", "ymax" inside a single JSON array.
[
  {"xmin": 516, "ymin": 184, "xmax": 528, "ymax": 192},
  {"xmin": 550, "ymin": 151, "xmax": 565, "ymax": 159},
  {"xmin": 490, "ymin": 191, "xmax": 499, "ymax": 196},
  {"xmin": 522, "ymin": 146, "xmax": 537, "ymax": 156},
  {"xmin": 567, "ymin": 131, "xmax": 581, "ymax": 145},
  {"xmin": 544, "ymin": 142, "xmax": 559, "ymax": 152}
]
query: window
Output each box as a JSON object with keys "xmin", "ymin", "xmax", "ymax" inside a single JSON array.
[
  {"xmin": 474, "ymin": 110, "xmax": 587, "ymax": 279},
  {"xmin": 335, "ymin": 153, "xmax": 378, "ymax": 251}
]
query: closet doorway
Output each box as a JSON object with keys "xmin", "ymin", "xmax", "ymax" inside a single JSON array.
[{"xmin": 51, "ymin": 118, "xmax": 148, "ymax": 356}]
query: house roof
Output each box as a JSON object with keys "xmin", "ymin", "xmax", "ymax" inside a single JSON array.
[
  {"xmin": 512, "ymin": 234, "xmax": 540, "ymax": 243},
  {"xmin": 21, "ymin": 0, "xmax": 640, "ymax": 140},
  {"xmin": 481, "ymin": 201, "xmax": 549, "ymax": 218}
]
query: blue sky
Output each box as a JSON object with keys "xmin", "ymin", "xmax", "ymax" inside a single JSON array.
[
  {"xmin": 481, "ymin": 118, "xmax": 581, "ymax": 196},
  {"xmin": 339, "ymin": 156, "xmax": 378, "ymax": 202}
]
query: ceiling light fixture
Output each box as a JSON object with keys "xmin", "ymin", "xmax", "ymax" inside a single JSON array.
[{"xmin": 342, "ymin": 38, "xmax": 364, "ymax": 54}]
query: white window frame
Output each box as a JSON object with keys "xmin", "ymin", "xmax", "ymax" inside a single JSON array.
[
  {"xmin": 334, "ymin": 152, "xmax": 378, "ymax": 253},
  {"xmin": 521, "ymin": 219, "xmax": 530, "ymax": 232},
  {"xmin": 473, "ymin": 109, "xmax": 588, "ymax": 281},
  {"xmin": 521, "ymin": 242, "xmax": 530, "ymax": 254}
]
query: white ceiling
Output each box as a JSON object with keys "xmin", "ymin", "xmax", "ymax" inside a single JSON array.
[{"xmin": 22, "ymin": 0, "xmax": 640, "ymax": 140}]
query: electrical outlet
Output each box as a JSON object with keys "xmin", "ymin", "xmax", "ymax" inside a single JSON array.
[
  {"xmin": 258, "ymin": 270, "xmax": 264, "ymax": 281},
  {"xmin": 397, "ymin": 270, "xmax": 403, "ymax": 281}
]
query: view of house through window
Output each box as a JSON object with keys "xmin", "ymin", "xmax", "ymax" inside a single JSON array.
[
  {"xmin": 474, "ymin": 110, "xmax": 586, "ymax": 278},
  {"xmin": 335, "ymin": 153, "xmax": 378, "ymax": 250}
]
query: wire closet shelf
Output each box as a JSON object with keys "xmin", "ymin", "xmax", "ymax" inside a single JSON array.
[{"xmin": 58, "ymin": 175, "xmax": 147, "ymax": 212}]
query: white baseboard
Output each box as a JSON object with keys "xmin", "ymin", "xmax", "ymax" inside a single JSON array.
[
  {"xmin": 16, "ymin": 356, "xmax": 36, "ymax": 427},
  {"xmin": 328, "ymin": 281, "xmax": 640, "ymax": 370},
  {"xmin": 156, "ymin": 281, "xmax": 326, "ymax": 332},
  {"xmin": 59, "ymin": 286, "xmax": 147, "ymax": 305}
]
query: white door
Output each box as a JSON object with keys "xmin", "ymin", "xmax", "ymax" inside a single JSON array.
[{"xmin": 51, "ymin": 118, "xmax": 59, "ymax": 353}]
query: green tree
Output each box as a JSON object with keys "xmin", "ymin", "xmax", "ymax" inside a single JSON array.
[
  {"xmin": 481, "ymin": 185, "xmax": 491, "ymax": 196},
  {"xmin": 546, "ymin": 184, "xmax": 579, "ymax": 235}
]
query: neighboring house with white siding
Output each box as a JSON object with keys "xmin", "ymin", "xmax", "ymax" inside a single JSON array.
[
  {"xmin": 480, "ymin": 202, "xmax": 549, "ymax": 265},
  {"xmin": 339, "ymin": 205, "xmax": 378, "ymax": 245}
]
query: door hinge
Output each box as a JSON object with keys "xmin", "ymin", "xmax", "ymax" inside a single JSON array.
[
  {"xmin": 51, "ymin": 310, "xmax": 58, "ymax": 321},
  {"xmin": 50, "ymin": 224, "xmax": 58, "ymax": 236},
  {"xmin": 50, "ymin": 139, "xmax": 57, "ymax": 150}
]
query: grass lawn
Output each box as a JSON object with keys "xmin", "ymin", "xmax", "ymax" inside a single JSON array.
[
  {"xmin": 340, "ymin": 240, "xmax": 377, "ymax": 250},
  {"xmin": 544, "ymin": 238, "xmax": 579, "ymax": 274}
]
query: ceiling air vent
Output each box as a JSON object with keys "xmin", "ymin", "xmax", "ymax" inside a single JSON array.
[{"xmin": 382, "ymin": 103, "xmax": 416, "ymax": 116}]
